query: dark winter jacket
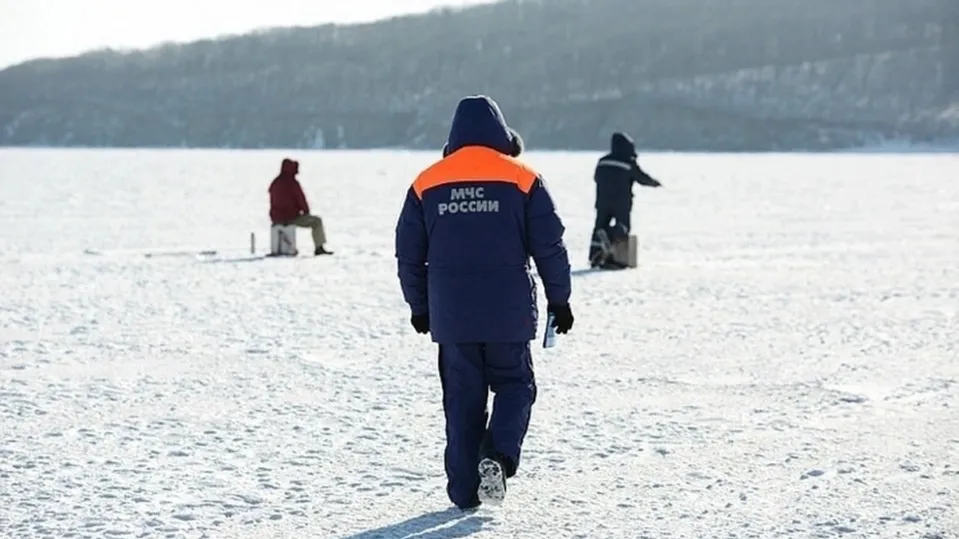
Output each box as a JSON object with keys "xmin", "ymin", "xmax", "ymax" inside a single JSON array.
[
  {"xmin": 594, "ymin": 132, "xmax": 660, "ymax": 211},
  {"xmin": 269, "ymin": 158, "xmax": 310, "ymax": 224},
  {"xmin": 395, "ymin": 95, "xmax": 571, "ymax": 344}
]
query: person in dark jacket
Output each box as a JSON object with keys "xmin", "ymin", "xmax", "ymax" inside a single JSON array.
[
  {"xmin": 395, "ymin": 95, "xmax": 574, "ymax": 510},
  {"xmin": 268, "ymin": 158, "xmax": 333, "ymax": 255},
  {"xmin": 589, "ymin": 132, "xmax": 661, "ymax": 268}
]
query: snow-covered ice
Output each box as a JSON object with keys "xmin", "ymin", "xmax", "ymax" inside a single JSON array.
[{"xmin": 0, "ymin": 149, "xmax": 957, "ymax": 538}]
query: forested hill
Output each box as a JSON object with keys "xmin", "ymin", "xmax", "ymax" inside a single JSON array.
[{"xmin": 1, "ymin": 0, "xmax": 957, "ymax": 151}]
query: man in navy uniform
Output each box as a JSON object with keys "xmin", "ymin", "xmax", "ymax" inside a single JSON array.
[{"xmin": 395, "ymin": 95, "xmax": 574, "ymax": 510}]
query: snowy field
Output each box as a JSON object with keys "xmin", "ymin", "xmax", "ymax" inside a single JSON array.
[{"xmin": 1, "ymin": 148, "xmax": 957, "ymax": 539}]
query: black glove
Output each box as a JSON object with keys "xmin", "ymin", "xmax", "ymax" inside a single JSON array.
[
  {"xmin": 547, "ymin": 304, "xmax": 574, "ymax": 334},
  {"xmin": 410, "ymin": 313, "xmax": 430, "ymax": 334}
]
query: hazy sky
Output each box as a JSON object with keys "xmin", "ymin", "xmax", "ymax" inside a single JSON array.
[{"xmin": 0, "ymin": 0, "xmax": 489, "ymax": 68}]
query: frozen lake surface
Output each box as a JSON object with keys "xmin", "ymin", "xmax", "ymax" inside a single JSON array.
[{"xmin": 1, "ymin": 149, "xmax": 957, "ymax": 538}]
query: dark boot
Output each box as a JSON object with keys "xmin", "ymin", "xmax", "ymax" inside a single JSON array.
[
  {"xmin": 589, "ymin": 228, "xmax": 612, "ymax": 268},
  {"xmin": 314, "ymin": 246, "xmax": 333, "ymax": 256},
  {"xmin": 457, "ymin": 495, "xmax": 481, "ymax": 511}
]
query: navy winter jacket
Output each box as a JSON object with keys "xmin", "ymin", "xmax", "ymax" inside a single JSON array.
[{"xmin": 395, "ymin": 96, "xmax": 571, "ymax": 343}]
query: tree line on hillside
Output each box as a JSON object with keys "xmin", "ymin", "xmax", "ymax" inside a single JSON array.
[{"xmin": 0, "ymin": 0, "xmax": 956, "ymax": 150}]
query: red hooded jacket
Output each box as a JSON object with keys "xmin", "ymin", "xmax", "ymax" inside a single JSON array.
[{"xmin": 269, "ymin": 158, "xmax": 310, "ymax": 224}]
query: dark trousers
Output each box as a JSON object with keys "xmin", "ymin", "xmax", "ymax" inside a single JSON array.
[
  {"xmin": 437, "ymin": 342, "xmax": 537, "ymax": 508},
  {"xmin": 594, "ymin": 206, "xmax": 631, "ymax": 235}
]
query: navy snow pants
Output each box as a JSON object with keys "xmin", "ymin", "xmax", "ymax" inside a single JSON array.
[
  {"xmin": 594, "ymin": 205, "xmax": 631, "ymax": 235},
  {"xmin": 437, "ymin": 342, "xmax": 537, "ymax": 508}
]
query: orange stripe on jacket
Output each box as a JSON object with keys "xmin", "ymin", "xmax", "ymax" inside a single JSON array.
[{"xmin": 413, "ymin": 146, "xmax": 538, "ymax": 199}]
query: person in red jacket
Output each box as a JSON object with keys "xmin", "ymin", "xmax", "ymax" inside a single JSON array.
[{"xmin": 268, "ymin": 158, "xmax": 333, "ymax": 255}]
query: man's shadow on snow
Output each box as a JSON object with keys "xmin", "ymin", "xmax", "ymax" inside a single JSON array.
[{"xmin": 342, "ymin": 508, "xmax": 491, "ymax": 539}]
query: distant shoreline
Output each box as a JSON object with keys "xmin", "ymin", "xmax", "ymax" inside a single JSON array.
[{"xmin": 2, "ymin": 143, "xmax": 956, "ymax": 154}]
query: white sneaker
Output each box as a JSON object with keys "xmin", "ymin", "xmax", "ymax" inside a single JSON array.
[{"xmin": 477, "ymin": 457, "xmax": 507, "ymax": 505}]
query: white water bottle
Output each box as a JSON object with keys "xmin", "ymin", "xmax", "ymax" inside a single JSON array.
[{"xmin": 543, "ymin": 311, "xmax": 557, "ymax": 349}]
